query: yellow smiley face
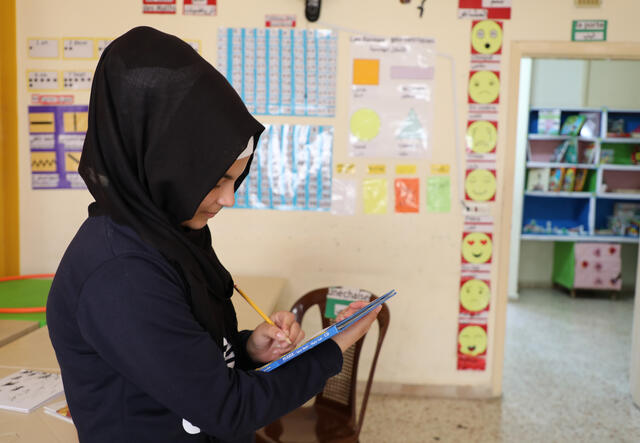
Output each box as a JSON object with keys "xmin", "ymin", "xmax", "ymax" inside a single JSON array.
[
  {"xmin": 466, "ymin": 121, "xmax": 497, "ymax": 154},
  {"xmin": 469, "ymin": 71, "xmax": 500, "ymax": 104},
  {"xmin": 460, "ymin": 279, "xmax": 490, "ymax": 312},
  {"xmin": 471, "ymin": 20, "xmax": 503, "ymax": 55},
  {"xmin": 462, "ymin": 232, "xmax": 492, "ymax": 264},
  {"xmin": 458, "ymin": 325, "xmax": 487, "ymax": 356},
  {"xmin": 465, "ymin": 169, "xmax": 496, "ymax": 202}
]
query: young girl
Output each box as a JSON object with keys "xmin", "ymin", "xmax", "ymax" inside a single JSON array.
[{"xmin": 46, "ymin": 26, "xmax": 379, "ymax": 443}]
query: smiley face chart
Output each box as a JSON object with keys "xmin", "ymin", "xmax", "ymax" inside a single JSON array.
[
  {"xmin": 458, "ymin": 215, "xmax": 494, "ymax": 370},
  {"xmin": 456, "ymin": 10, "xmax": 508, "ymax": 371}
]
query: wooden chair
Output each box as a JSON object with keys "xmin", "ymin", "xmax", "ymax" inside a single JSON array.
[{"xmin": 256, "ymin": 287, "xmax": 390, "ymax": 443}]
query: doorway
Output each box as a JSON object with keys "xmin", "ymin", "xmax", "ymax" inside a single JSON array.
[{"xmin": 498, "ymin": 41, "xmax": 640, "ymax": 413}]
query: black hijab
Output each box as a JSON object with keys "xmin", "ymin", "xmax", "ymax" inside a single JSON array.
[{"xmin": 79, "ymin": 26, "xmax": 264, "ymax": 347}]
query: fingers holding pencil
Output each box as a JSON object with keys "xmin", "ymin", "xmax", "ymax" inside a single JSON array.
[
  {"xmin": 234, "ymin": 284, "xmax": 294, "ymax": 345},
  {"xmin": 270, "ymin": 311, "xmax": 304, "ymax": 347}
]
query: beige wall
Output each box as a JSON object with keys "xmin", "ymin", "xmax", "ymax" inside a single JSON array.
[{"xmin": 17, "ymin": 0, "xmax": 640, "ymax": 395}]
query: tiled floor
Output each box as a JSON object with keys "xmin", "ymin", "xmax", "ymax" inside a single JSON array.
[{"xmin": 360, "ymin": 288, "xmax": 640, "ymax": 442}]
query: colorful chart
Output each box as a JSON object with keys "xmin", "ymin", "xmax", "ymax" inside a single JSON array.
[
  {"xmin": 233, "ymin": 125, "xmax": 333, "ymax": 211},
  {"xmin": 217, "ymin": 28, "xmax": 337, "ymax": 117},
  {"xmin": 28, "ymin": 105, "xmax": 87, "ymax": 189}
]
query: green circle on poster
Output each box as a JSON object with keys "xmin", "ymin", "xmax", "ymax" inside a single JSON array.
[{"xmin": 350, "ymin": 108, "xmax": 381, "ymax": 142}]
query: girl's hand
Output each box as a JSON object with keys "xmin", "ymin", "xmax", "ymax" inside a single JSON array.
[
  {"xmin": 246, "ymin": 311, "xmax": 305, "ymax": 363},
  {"xmin": 331, "ymin": 301, "xmax": 381, "ymax": 353}
]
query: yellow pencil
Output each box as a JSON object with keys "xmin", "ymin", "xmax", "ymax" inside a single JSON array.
[{"xmin": 233, "ymin": 284, "xmax": 293, "ymax": 345}]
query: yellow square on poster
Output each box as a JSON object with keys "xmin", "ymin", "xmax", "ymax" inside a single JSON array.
[
  {"xmin": 31, "ymin": 151, "xmax": 57, "ymax": 172},
  {"xmin": 29, "ymin": 112, "xmax": 55, "ymax": 133},
  {"xmin": 63, "ymin": 111, "xmax": 88, "ymax": 132},
  {"xmin": 363, "ymin": 178, "xmax": 388, "ymax": 214},
  {"xmin": 367, "ymin": 164, "xmax": 386, "ymax": 174},
  {"xmin": 396, "ymin": 164, "xmax": 417, "ymax": 175},
  {"xmin": 431, "ymin": 163, "xmax": 450, "ymax": 174},
  {"xmin": 65, "ymin": 152, "xmax": 81, "ymax": 172},
  {"xmin": 336, "ymin": 163, "xmax": 356, "ymax": 174},
  {"xmin": 353, "ymin": 59, "xmax": 380, "ymax": 85}
]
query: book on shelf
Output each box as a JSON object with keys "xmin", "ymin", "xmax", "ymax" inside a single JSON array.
[
  {"xmin": 583, "ymin": 143, "xmax": 596, "ymax": 164},
  {"xmin": 0, "ymin": 369, "xmax": 64, "ymax": 413},
  {"xmin": 600, "ymin": 149, "xmax": 615, "ymax": 164},
  {"xmin": 564, "ymin": 139, "xmax": 578, "ymax": 163},
  {"xmin": 44, "ymin": 400, "xmax": 73, "ymax": 424},
  {"xmin": 562, "ymin": 167, "xmax": 576, "ymax": 192},
  {"xmin": 574, "ymin": 169, "xmax": 588, "ymax": 192},
  {"xmin": 560, "ymin": 115, "xmax": 586, "ymax": 136},
  {"xmin": 550, "ymin": 140, "xmax": 570, "ymax": 162},
  {"xmin": 537, "ymin": 109, "xmax": 561, "ymax": 135},
  {"xmin": 579, "ymin": 112, "xmax": 601, "ymax": 138},
  {"xmin": 548, "ymin": 168, "xmax": 565, "ymax": 191},
  {"xmin": 259, "ymin": 289, "xmax": 396, "ymax": 372},
  {"xmin": 526, "ymin": 168, "xmax": 550, "ymax": 191}
]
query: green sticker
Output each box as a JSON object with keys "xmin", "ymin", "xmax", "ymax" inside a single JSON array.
[
  {"xmin": 427, "ymin": 176, "xmax": 451, "ymax": 213},
  {"xmin": 324, "ymin": 287, "xmax": 372, "ymax": 319}
]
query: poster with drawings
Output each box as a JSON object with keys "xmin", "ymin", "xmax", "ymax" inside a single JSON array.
[
  {"xmin": 233, "ymin": 125, "xmax": 333, "ymax": 211},
  {"xmin": 348, "ymin": 35, "xmax": 435, "ymax": 158},
  {"xmin": 28, "ymin": 105, "xmax": 88, "ymax": 189}
]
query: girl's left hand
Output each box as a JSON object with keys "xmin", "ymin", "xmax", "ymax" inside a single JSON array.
[{"xmin": 246, "ymin": 311, "xmax": 305, "ymax": 363}]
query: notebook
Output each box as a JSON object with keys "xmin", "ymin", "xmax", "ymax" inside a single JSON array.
[
  {"xmin": 259, "ymin": 289, "xmax": 396, "ymax": 372},
  {"xmin": 44, "ymin": 399, "xmax": 74, "ymax": 424},
  {"xmin": 0, "ymin": 369, "xmax": 64, "ymax": 413}
]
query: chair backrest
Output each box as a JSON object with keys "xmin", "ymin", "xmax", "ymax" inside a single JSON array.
[{"xmin": 289, "ymin": 287, "xmax": 390, "ymax": 436}]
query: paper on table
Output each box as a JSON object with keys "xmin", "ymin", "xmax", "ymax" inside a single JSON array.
[{"xmin": 0, "ymin": 369, "xmax": 64, "ymax": 413}]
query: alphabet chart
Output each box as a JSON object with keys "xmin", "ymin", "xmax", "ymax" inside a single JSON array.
[
  {"xmin": 217, "ymin": 28, "xmax": 337, "ymax": 117},
  {"xmin": 234, "ymin": 125, "xmax": 333, "ymax": 211}
]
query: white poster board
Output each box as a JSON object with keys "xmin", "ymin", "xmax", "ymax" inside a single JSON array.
[{"xmin": 349, "ymin": 36, "xmax": 435, "ymax": 158}]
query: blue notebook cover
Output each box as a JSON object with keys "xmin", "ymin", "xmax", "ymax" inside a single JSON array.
[{"xmin": 259, "ymin": 289, "xmax": 396, "ymax": 372}]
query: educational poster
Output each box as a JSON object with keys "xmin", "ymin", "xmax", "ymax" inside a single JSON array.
[
  {"xmin": 233, "ymin": 125, "xmax": 333, "ymax": 211},
  {"xmin": 456, "ymin": 13, "xmax": 506, "ymax": 372},
  {"xmin": 217, "ymin": 28, "xmax": 337, "ymax": 117},
  {"xmin": 465, "ymin": 162, "xmax": 497, "ymax": 202},
  {"xmin": 458, "ymin": 215, "xmax": 493, "ymax": 371},
  {"xmin": 459, "ymin": 273, "xmax": 491, "ymax": 321},
  {"xmin": 457, "ymin": 323, "xmax": 487, "ymax": 370},
  {"xmin": 458, "ymin": 0, "xmax": 511, "ymax": 20},
  {"xmin": 330, "ymin": 178, "xmax": 356, "ymax": 216},
  {"xmin": 142, "ymin": 0, "xmax": 176, "ymax": 14},
  {"xmin": 183, "ymin": 0, "xmax": 216, "ymax": 16},
  {"xmin": 28, "ymin": 39, "xmax": 59, "ymax": 59},
  {"xmin": 394, "ymin": 178, "xmax": 419, "ymax": 213},
  {"xmin": 426, "ymin": 176, "xmax": 451, "ymax": 213},
  {"xmin": 28, "ymin": 105, "xmax": 88, "ymax": 189},
  {"xmin": 466, "ymin": 120, "xmax": 497, "ymax": 160},
  {"xmin": 362, "ymin": 178, "xmax": 388, "ymax": 214},
  {"xmin": 348, "ymin": 36, "xmax": 435, "ymax": 158},
  {"xmin": 460, "ymin": 216, "xmax": 493, "ymax": 273},
  {"xmin": 62, "ymin": 38, "xmax": 95, "ymax": 59}
]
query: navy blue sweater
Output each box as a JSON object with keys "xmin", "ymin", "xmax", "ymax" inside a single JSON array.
[{"xmin": 47, "ymin": 216, "xmax": 342, "ymax": 442}]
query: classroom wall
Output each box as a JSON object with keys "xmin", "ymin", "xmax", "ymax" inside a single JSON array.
[{"xmin": 16, "ymin": 0, "xmax": 640, "ymax": 395}]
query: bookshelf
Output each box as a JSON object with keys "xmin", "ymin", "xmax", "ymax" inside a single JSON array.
[{"xmin": 522, "ymin": 107, "xmax": 640, "ymax": 243}]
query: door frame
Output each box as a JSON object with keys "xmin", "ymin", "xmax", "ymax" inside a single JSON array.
[
  {"xmin": 0, "ymin": 0, "xmax": 19, "ymax": 277},
  {"xmin": 495, "ymin": 41, "xmax": 640, "ymax": 396}
]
